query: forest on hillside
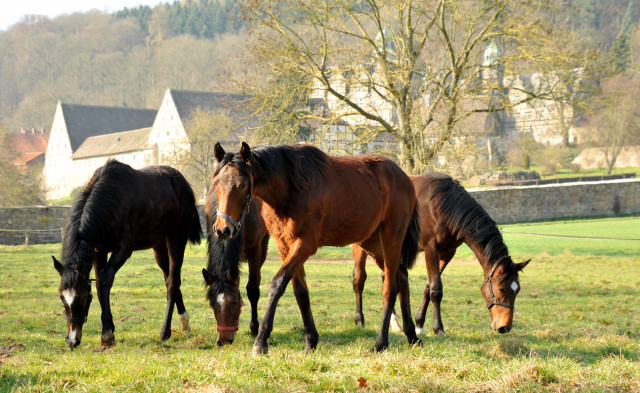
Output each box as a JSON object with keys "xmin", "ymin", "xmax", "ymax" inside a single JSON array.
[{"xmin": 0, "ymin": 0, "xmax": 638, "ymax": 132}]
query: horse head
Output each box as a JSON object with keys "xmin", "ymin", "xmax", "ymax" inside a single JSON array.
[
  {"xmin": 53, "ymin": 256, "xmax": 93, "ymax": 348},
  {"xmin": 480, "ymin": 257, "xmax": 530, "ymax": 333},
  {"xmin": 211, "ymin": 142, "xmax": 253, "ymax": 241},
  {"xmin": 202, "ymin": 268, "xmax": 242, "ymax": 346}
]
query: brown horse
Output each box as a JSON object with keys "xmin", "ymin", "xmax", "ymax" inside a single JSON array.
[
  {"xmin": 52, "ymin": 160, "xmax": 201, "ymax": 348},
  {"xmin": 352, "ymin": 172, "xmax": 530, "ymax": 335},
  {"xmin": 202, "ymin": 191, "xmax": 270, "ymax": 346},
  {"xmin": 211, "ymin": 142, "xmax": 421, "ymax": 355}
]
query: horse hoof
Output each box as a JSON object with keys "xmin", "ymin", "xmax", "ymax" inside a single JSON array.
[
  {"xmin": 411, "ymin": 338, "xmax": 423, "ymax": 347},
  {"xmin": 372, "ymin": 342, "xmax": 388, "ymax": 352},
  {"xmin": 101, "ymin": 331, "xmax": 115, "ymax": 347},
  {"xmin": 436, "ymin": 330, "xmax": 445, "ymax": 336},
  {"xmin": 252, "ymin": 345, "xmax": 268, "ymax": 357}
]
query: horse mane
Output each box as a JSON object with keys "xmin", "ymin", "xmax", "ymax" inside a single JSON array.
[
  {"xmin": 249, "ymin": 144, "xmax": 329, "ymax": 192},
  {"xmin": 62, "ymin": 160, "xmax": 135, "ymax": 274},
  {"xmin": 429, "ymin": 176, "xmax": 511, "ymax": 270},
  {"xmin": 204, "ymin": 189, "xmax": 243, "ymax": 300}
]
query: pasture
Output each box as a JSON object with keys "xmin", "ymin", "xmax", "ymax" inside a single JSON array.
[{"xmin": 1, "ymin": 216, "xmax": 639, "ymax": 392}]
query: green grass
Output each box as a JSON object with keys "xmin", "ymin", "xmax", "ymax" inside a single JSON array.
[{"xmin": 1, "ymin": 216, "xmax": 639, "ymax": 392}]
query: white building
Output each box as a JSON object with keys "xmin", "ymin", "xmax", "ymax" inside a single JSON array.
[{"xmin": 44, "ymin": 89, "xmax": 247, "ymax": 199}]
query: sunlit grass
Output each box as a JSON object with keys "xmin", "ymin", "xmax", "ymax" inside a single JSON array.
[{"xmin": 1, "ymin": 217, "xmax": 639, "ymax": 392}]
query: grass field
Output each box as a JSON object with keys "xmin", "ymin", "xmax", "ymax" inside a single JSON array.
[{"xmin": 0, "ymin": 216, "xmax": 639, "ymax": 392}]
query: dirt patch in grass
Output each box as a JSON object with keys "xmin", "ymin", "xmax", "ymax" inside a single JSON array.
[{"xmin": 0, "ymin": 343, "xmax": 26, "ymax": 364}]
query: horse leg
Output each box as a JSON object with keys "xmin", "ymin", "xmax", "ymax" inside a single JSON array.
[
  {"xmin": 397, "ymin": 264, "xmax": 421, "ymax": 346},
  {"xmin": 291, "ymin": 265, "xmax": 319, "ymax": 352},
  {"xmin": 253, "ymin": 239, "xmax": 314, "ymax": 356},
  {"xmin": 93, "ymin": 252, "xmax": 114, "ymax": 347},
  {"xmin": 97, "ymin": 244, "xmax": 132, "ymax": 347},
  {"xmin": 351, "ymin": 244, "xmax": 367, "ymax": 327},
  {"xmin": 158, "ymin": 238, "xmax": 189, "ymax": 341},
  {"xmin": 423, "ymin": 246, "xmax": 446, "ymax": 335},
  {"xmin": 245, "ymin": 235, "xmax": 269, "ymax": 336}
]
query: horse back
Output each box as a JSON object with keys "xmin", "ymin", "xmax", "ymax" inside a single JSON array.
[
  {"xmin": 310, "ymin": 154, "xmax": 415, "ymax": 247},
  {"xmin": 79, "ymin": 161, "xmax": 199, "ymax": 251}
]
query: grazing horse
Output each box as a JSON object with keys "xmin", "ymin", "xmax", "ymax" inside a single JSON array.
[
  {"xmin": 202, "ymin": 190, "xmax": 270, "ymax": 346},
  {"xmin": 211, "ymin": 142, "xmax": 421, "ymax": 355},
  {"xmin": 52, "ymin": 159, "xmax": 202, "ymax": 348},
  {"xmin": 352, "ymin": 172, "xmax": 530, "ymax": 335}
]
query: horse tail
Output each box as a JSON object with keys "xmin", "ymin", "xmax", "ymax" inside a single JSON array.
[
  {"xmin": 172, "ymin": 173, "xmax": 202, "ymax": 245},
  {"xmin": 400, "ymin": 204, "xmax": 421, "ymax": 270}
]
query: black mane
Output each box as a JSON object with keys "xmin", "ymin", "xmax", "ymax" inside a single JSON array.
[
  {"xmin": 430, "ymin": 177, "xmax": 512, "ymax": 274},
  {"xmin": 61, "ymin": 160, "xmax": 138, "ymax": 276},
  {"xmin": 205, "ymin": 205, "xmax": 243, "ymax": 300},
  {"xmin": 224, "ymin": 144, "xmax": 329, "ymax": 192}
]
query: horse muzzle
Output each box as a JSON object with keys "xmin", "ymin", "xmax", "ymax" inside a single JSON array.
[{"xmin": 65, "ymin": 326, "xmax": 83, "ymax": 348}]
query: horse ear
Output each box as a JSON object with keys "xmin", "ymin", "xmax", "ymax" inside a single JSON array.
[
  {"xmin": 239, "ymin": 142, "xmax": 251, "ymax": 164},
  {"xmin": 517, "ymin": 259, "xmax": 531, "ymax": 271},
  {"xmin": 202, "ymin": 268, "xmax": 215, "ymax": 285},
  {"xmin": 214, "ymin": 142, "xmax": 225, "ymax": 163},
  {"xmin": 52, "ymin": 256, "xmax": 63, "ymax": 276}
]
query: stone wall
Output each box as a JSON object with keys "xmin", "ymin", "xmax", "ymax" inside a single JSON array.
[
  {"xmin": 1, "ymin": 179, "xmax": 639, "ymax": 244},
  {"xmin": 0, "ymin": 206, "xmax": 69, "ymax": 245},
  {"xmin": 468, "ymin": 178, "xmax": 640, "ymax": 224}
]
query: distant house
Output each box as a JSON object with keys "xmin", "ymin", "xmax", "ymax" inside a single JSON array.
[
  {"xmin": 44, "ymin": 89, "xmax": 249, "ymax": 200},
  {"xmin": 149, "ymin": 89, "xmax": 247, "ymax": 165},
  {"xmin": 8, "ymin": 128, "xmax": 49, "ymax": 172},
  {"xmin": 44, "ymin": 102, "xmax": 157, "ymax": 199}
]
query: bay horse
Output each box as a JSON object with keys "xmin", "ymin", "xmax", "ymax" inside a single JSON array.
[
  {"xmin": 202, "ymin": 191, "xmax": 269, "ymax": 346},
  {"xmin": 352, "ymin": 172, "xmax": 530, "ymax": 335},
  {"xmin": 211, "ymin": 142, "xmax": 421, "ymax": 355},
  {"xmin": 52, "ymin": 159, "xmax": 202, "ymax": 348}
]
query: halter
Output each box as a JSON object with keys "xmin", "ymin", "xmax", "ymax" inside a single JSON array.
[
  {"xmin": 480, "ymin": 256, "xmax": 514, "ymax": 310},
  {"xmin": 216, "ymin": 167, "xmax": 253, "ymax": 238},
  {"xmin": 216, "ymin": 300, "xmax": 242, "ymax": 332}
]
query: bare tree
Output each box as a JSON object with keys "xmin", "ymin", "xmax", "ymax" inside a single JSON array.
[
  {"xmin": 239, "ymin": 0, "xmax": 589, "ymax": 172},
  {"xmin": 585, "ymin": 75, "xmax": 640, "ymax": 175},
  {"xmin": 176, "ymin": 109, "xmax": 238, "ymax": 199}
]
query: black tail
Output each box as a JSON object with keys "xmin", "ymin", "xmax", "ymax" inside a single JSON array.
[
  {"xmin": 188, "ymin": 205, "xmax": 203, "ymax": 245},
  {"xmin": 171, "ymin": 174, "xmax": 202, "ymax": 245},
  {"xmin": 400, "ymin": 204, "xmax": 421, "ymax": 270}
]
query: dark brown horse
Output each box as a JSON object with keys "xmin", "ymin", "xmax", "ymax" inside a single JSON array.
[
  {"xmin": 211, "ymin": 142, "xmax": 421, "ymax": 355},
  {"xmin": 202, "ymin": 190, "xmax": 269, "ymax": 346},
  {"xmin": 52, "ymin": 160, "xmax": 201, "ymax": 348},
  {"xmin": 352, "ymin": 172, "xmax": 530, "ymax": 335}
]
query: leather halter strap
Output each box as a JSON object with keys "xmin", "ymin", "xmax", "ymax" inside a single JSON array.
[
  {"xmin": 480, "ymin": 256, "xmax": 514, "ymax": 310},
  {"xmin": 216, "ymin": 168, "xmax": 253, "ymax": 237}
]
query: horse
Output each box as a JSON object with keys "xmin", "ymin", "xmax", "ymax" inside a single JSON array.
[
  {"xmin": 352, "ymin": 172, "xmax": 530, "ymax": 336},
  {"xmin": 52, "ymin": 159, "xmax": 202, "ymax": 348},
  {"xmin": 202, "ymin": 189, "xmax": 270, "ymax": 346},
  {"xmin": 211, "ymin": 142, "xmax": 421, "ymax": 355}
]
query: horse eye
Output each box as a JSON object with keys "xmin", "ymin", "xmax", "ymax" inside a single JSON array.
[{"xmin": 499, "ymin": 287, "xmax": 506, "ymax": 294}]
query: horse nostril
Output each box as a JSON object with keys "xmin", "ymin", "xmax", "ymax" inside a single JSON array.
[{"xmin": 498, "ymin": 326, "xmax": 510, "ymax": 334}]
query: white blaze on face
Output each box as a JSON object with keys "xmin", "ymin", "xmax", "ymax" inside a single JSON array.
[
  {"xmin": 62, "ymin": 289, "xmax": 76, "ymax": 307},
  {"xmin": 216, "ymin": 293, "xmax": 226, "ymax": 306},
  {"xmin": 67, "ymin": 327, "xmax": 77, "ymax": 344},
  {"xmin": 511, "ymin": 281, "xmax": 519, "ymax": 292}
]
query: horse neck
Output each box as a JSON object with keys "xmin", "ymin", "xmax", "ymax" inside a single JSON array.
[
  {"xmin": 465, "ymin": 239, "xmax": 508, "ymax": 276},
  {"xmin": 252, "ymin": 174, "xmax": 290, "ymax": 212}
]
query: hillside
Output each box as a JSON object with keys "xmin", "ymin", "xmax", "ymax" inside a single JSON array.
[{"xmin": 0, "ymin": 0, "xmax": 638, "ymax": 132}]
